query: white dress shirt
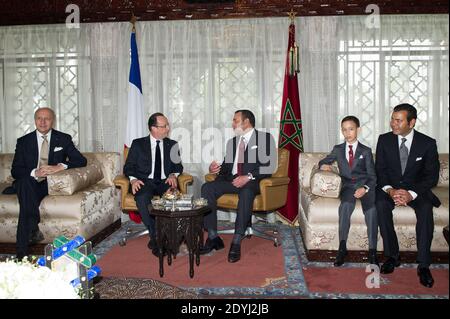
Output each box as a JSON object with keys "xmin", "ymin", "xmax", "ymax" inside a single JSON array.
[
  {"xmin": 148, "ymin": 135, "xmax": 166, "ymax": 180},
  {"xmin": 345, "ymin": 140, "xmax": 358, "ymax": 162}
]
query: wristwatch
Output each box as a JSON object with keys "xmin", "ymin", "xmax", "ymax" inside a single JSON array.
[
  {"xmin": 247, "ymin": 173, "xmax": 255, "ymax": 180},
  {"xmin": 363, "ymin": 185, "xmax": 370, "ymax": 193}
]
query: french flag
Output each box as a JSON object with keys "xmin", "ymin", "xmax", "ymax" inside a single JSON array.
[
  {"xmin": 125, "ymin": 31, "xmax": 146, "ymax": 223},
  {"xmin": 125, "ymin": 31, "xmax": 146, "ymax": 149}
]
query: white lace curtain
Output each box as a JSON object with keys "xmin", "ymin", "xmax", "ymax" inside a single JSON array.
[{"xmin": 0, "ymin": 15, "xmax": 448, "ymax": 197}]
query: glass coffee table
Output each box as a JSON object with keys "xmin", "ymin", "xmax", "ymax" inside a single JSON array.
[{"xmin": 149, "ymin": 204, "xmax": 210, "ymax": 278}]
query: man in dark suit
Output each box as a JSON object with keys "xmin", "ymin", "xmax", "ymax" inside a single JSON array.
[
  {"xmin": 200, "ymin": 110, "xmax": 276, "ymax": 263},
  {"xmin": 11, "ymin": 107, "xmax": 87, "ymax": 260},
  {"xmin": 376, "ymin": 103, "xmax": 440, "ymax": 288},
  {"xmin": 319, "ymin": 116, "xmax": 378, "ymax": 267},
  {"xmin": 123, "ymin": 112, "xmax": 183, "ymax": 256}
]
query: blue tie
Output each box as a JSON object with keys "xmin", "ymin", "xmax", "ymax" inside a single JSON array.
[{"xmin": 154, "ymin": 140, "xmax": 162, "ymax": 181}]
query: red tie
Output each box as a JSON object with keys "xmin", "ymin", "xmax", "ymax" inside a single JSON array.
[
  {"xmin": 237, "ymin": 137, "xmax": 245, "ymax": 176},
  {"xmin": 348, "ymin": 144, "xmax": 354, "ymax": 168}
]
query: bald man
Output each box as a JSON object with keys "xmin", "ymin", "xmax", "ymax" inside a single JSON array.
[{"xmin": 11, "ymin": 107, "xmax": 87, "ymax": 260}]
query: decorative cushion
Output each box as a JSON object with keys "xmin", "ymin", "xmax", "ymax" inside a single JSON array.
[
  {"xmin": 47, "ymin": 160, "xmax": 104, "ymax": 195},
  {"xmin": 83, "ymin": 152, "xmax": 122, "ymax": 186},
  {"xmin": 310, "ymin": 167, "xmax": 342, "ymax": 198}
]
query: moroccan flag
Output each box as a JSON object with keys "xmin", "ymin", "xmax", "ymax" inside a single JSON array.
[
  {"xmin": 125, "ymin": 30, "xmax": 146, "ymax": 223},
  {"xmin": 278, "ymin": 22, "xmax": 304, "ymax": 224}
]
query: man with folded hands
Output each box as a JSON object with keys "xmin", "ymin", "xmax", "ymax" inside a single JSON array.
[
  {"xmin": 11, "ymin": 107, "xmax": 87, "ymax": 260},
  {"xmin": 375, "ymin": 103, "xmax": 441, "ymax": 288}
]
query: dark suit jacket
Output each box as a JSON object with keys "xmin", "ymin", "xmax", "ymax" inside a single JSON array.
[
  {"xmin": 123, "ymin": 136, "xmax": 183, "ymax": 181},
  {"xmin": 11, "ymin": 129, "xmax": 87, "ymax": 180},
  {"xmin": 216, "ymin": 130, "xmax": 277, "ymax": 183},
  {"xmin": 319, "ymin": 142, "xmax": 377, "ymax": 190},
  {"xmin": 375, "ymin": 130, "xmax": 441, "ymax": 207}
]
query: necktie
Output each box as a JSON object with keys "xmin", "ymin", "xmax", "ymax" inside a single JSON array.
[
  {"xmin": 237, "ymin": 137, "xmax": 245, "ymax": 176},
  {"xmin": 38, "ymin": 135, "xmax": 48, "ymax": 182},
  {"xmin": 348, "ymin": 144, "xmax": 354, "ymax": 168},
  {"xmin": 153, "ymin": 140, "xmax": 162, "ymax": 181},
  {"xmin": 399, "ymin": 137, "xmax": 408, "ymax": 175},
  {"xmin": 39, "ymin": 135, "xmax": 49, "ymax": 168}
]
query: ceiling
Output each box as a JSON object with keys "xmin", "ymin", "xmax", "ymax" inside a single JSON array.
[{"xmin": 0, "ymin": 0, "xmax": 448, "ymax": 26}]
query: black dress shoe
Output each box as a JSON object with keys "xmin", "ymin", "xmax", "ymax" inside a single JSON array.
[
  {"xmin": 417, "ymin": 267, "xmax": 434, "ymax": 288},
  {"xmin": 29, "ymin": 229, "xmax": 44, "ymax": 245},
  {"xmin": 199, "ymin": 237, "xmax": 225, "ymax": 255},
  {"xmin": 380, "ymin": 257, "xmax": 401, "ymax": 274},
  {"xmin": 368, "ymin": 249, "xmax": 379, "ymax": 267},
  {"xmin": 228, "ymin": 243, "xmax": 241, "ymax": 263},
  {"xmin": 333, "ymin": 249, "xmax": 347, "ymax": 267}
]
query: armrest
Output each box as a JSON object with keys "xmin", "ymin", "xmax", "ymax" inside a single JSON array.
[
  {"xmin": 113, "ymin": 174, "xmax": 193, "ymax": 200},
  {"xmin": 205, "ymin": 173, "xmax": 218, "ymax": 183},
  {"xmin": 258, "ymin": 176, "xmax": 290, "ymax": 211},
  {"xmin": 259, "ymin": 176, "xmax": 290, "ymax": 188},
  {"xmin": 178, "ymin": 173, "xmax": 193, "ymax": 194},
  {"xmin": 113, "ymin": 174, "xmax": 130, "ymax": 205}
]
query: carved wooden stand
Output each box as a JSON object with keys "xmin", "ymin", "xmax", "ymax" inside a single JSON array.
[{"xmin": 150, "ymin": 205, "xmax": 210, "ymax": 278}]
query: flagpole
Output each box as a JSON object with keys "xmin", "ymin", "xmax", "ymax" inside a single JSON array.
[
  {"xmin": 288, "ymin": 8, "xmax": 296, "ymax": 24},
  {"xmin": 130, "ymin": 12, "xmax": 136, "ymax": 32},
  {"xmin": 278, "ymin": 9, "xmax": 303, "ymax": 224},
  {"xmin": 126, "ymin": 12, "xmax": 145, "ymax": 224}
]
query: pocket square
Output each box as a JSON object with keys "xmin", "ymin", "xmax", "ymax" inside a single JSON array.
[
  {"xmin": 54, "ymin": 146, "xmax": 63, "ymax": 152},
  {"xmin": 359, "ymin": 155, "xmax": 364, "ymax": 159},
  {"xmin": 251, "ymin": 145, "xmax": 258, "ymax": 150},
  {"xmin": 416, "ymin": 157, "xmax": 422, "ymax": 161}
]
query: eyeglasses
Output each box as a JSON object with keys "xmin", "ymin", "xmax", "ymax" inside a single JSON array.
[{"xmin": 154, "ymin": 124, "xmax": 170, "ymax": 129}]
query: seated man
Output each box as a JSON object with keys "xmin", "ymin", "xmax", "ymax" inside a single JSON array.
[
  {"xmin": 376, "ymin": 103, "xmax": 441, "ymax": 288},
  {"xmin": 123, "ymin": 112, "xmax": 183, "ymax": 257},
  {"xmin": 12, "ymin": 107, "xmax": 87, "ymax": 260},
  {"xmin": 200, "ymin": 109, "xmax": 276, "ymax": 263}
]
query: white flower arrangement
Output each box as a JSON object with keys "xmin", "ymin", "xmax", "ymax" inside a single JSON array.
[{"xmin": 0, "ymin": 258, "xmax": 80, "ymax": 299}]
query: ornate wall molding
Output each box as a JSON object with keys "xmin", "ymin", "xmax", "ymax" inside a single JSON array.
[{"xmin": 0, "ymin": 0, "xmax": 448, "ymax": 26}]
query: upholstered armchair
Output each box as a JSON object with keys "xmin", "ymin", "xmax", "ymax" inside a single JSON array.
[
  {"xmin": 204, "ymin": 148, "xmax": 290, "ymax": 246},
  {"xmin": 113, "ymin": 149, "xmax": 193, "ymax": 245}
]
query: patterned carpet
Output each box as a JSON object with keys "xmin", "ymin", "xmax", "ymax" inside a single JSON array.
[
  {"xmin": 1, "ymin": 220, "xmax": 447, "ymax": 299},
  {"xmin": 92, "ymin": 221, "xmax": 449, "ymax": 299},
  {"xmin": 94, "ymin": 277, "xmax": 199, "ymax": 299}
]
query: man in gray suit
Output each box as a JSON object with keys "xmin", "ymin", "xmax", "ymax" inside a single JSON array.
[{"xmin": 319, "ymin": 116, "xmax": 378, "ymax": 267}]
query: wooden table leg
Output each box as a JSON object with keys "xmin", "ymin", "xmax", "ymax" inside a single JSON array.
[
  {"xmin": 189, "ymin": 250, "xmax": 194, "ymax": 278},
  {"xmin": 159, "ymin": 253, "xmax": 164, "ymax": 277}
]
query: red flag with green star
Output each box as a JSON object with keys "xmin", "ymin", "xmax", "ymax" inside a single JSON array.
[{"xmin": 278, "ymin": 22, "xmax": 303, "ymax": 223}]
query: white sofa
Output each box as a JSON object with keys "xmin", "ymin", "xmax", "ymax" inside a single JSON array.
[
  {"xmin": 298, "ymin": 152, "xmax": 449, "ymax": 261},
  {"xmin": 0, "ymin": 152, "xmax": 122, "ymax": 251}
]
